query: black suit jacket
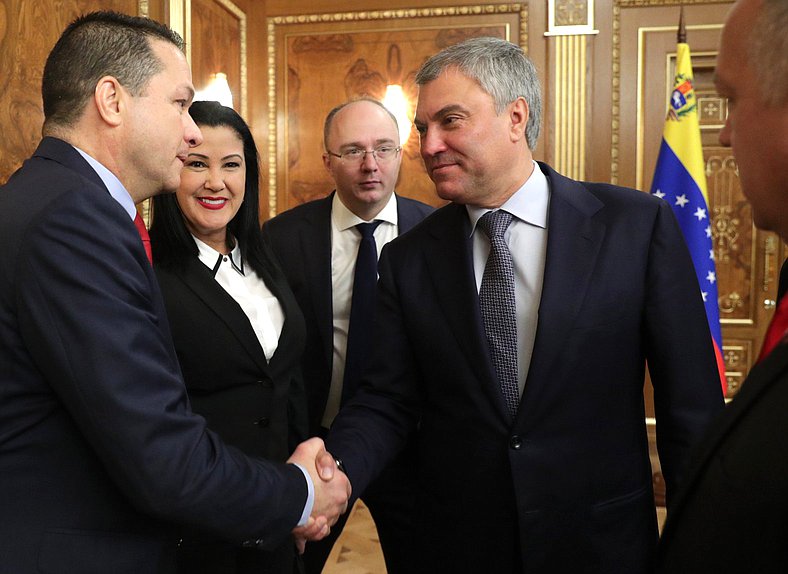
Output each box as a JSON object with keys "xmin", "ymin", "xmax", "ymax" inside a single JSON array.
[
  {"xmin": 657, "ymin": 258, "xmax": 788, "ymax": 573},
  {"xmin": 261, "ymin": 192, "xmax": 434, "ymax": 434},
  {"xmin": 326, "ymin": 163, "xmax": 724, "ymax": 573},
  {"xmin": 0, "ymin": 138, "xmax": 307, "ymax": 573},
  {"xmin": 155, "ymin": 247, "xmax": 307, "ymax": 574},
  {"xmin": 155, "ymin": 252, "xmax": 307, "ymax": 461}
]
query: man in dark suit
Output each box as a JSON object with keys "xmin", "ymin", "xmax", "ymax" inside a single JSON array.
[
  {"xmin": 263, "ymin": 98, "xmax": 433, "ymax": 573},
  {"xmin": 657, "ymin": 0, "xmax": 788, "ymax": 571},
  {"xmin": 325, "ymin": 37, "xmax": 724, "ymax": 573},
  {"xmin": 0, "ymin": 12, "xmax": 347, "ymax": 572}
]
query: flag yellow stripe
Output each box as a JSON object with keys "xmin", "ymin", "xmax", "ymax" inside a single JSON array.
[{"xmin": 661, "ymin": 43, "xmax": 709, "ymax": 202}]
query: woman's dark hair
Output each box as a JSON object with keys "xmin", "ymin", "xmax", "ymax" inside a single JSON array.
[{"xmin": 150, "ymin": 100, "xmax": 271, "ymax": 279}]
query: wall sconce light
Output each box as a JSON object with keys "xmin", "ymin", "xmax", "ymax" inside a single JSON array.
[
  {"xmin": 382, "ymin": 45, "xmax": 412, "ymax": 146},
  {"xmin": 195, "ymin": 72, "xmax": 234, "ymax": 108},
  {"xmin": 383, "ymin": 84, "xmax": 412, "ymax": 146}
]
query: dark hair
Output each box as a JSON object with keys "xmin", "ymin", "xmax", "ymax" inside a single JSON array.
[
  {"xmin": 42, "ymin": 11, "xmax": 184, "ymax": 130},
  {"xmin": 150, "ymin": 101, "xmax": 271, "ymax": 280}
]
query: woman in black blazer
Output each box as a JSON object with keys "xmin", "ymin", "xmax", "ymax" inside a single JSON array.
[{"xmin": 150, "ymin": 101, "xmax": 307, "ymax": 574}]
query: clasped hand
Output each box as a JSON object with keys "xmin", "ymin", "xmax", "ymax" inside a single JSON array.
[{"xmin": 288, "ymin": 437, "xmax": 351, "ymax": 551}]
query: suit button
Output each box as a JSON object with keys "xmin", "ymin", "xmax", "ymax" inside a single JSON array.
[
  {"xmin": 509, "ymin": 435, "xmax": 522, "ymax": 450},
  {"xmin": 241, "ymin": 538, "xmax": 264, "ymax": 548},
  {"xmin": 257, "ymin": 379, "xmax": 273, "ymax": 389},
  {"xmin": 254, "ymin": 417, "xmax": 270, "ymax": 427}
]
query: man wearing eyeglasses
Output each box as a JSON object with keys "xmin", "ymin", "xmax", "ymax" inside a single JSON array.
[{"xmin": 262, "ymin": 97, "xmax": 433, "ymax": 574}]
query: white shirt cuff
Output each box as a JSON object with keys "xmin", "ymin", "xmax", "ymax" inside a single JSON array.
[{"xmin": 292, "ymin": 463, "xmax": 315, "ymax": 526}]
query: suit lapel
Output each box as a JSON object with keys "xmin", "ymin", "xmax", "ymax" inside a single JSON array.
[
  {"xmin": 177, "ymin": 257, "xmax": 270, "ymax": 373},
  {"xmin": 424, "ymin": 204, "xmax": 507, "ymax": 415},
  {"xmin": 518, "ymin": 164, "xmax": 606, "ymax": 417}
]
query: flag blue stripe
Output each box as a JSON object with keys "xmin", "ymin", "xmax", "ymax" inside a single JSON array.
[{"xmin": 650, "ymin": 140, "xmax": 724, "ymax": 350}]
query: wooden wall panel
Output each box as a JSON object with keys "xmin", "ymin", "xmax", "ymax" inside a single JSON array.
[
  {"xmin": 268, "ymin": 6, "xmax": 525, "ymax": 216},
  {"xmin": 190, "ymin": 0, "xmax": 245, "ymax": 118},
  {"xmin": 0, "ymin": 0, "xmax": 145, "ymax": 184}
]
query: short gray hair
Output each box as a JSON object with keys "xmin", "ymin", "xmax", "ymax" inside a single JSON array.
[
  {"xmin": 415, "ymin": 36, "xmax": 542, "ymax": 150},
  {"xmin": 751, "ymin": 0, "xmax": 788, "ymax": 107}
]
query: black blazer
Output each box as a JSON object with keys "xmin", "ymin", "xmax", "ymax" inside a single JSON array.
[
  {"xmin": 155, "ymin": 246, "xmax": 307, "ymax": 574},
  {"xmin": 261, "ymin": 192, "xmax": 434, "ymax": 434},
  {"xmin": 0, "ymin": 138, "xmax": 307, "ymax": 573},
  {"xmin": 657, "ymin": 259, "xmax": 788, "ymax": 573},
  {"xmin": 327, "ymin": 163, "xmax": 724, "ymax": 573},
  {"xmin": 155, "ymin": 251, "xmax": 307, "ymax": 461}
]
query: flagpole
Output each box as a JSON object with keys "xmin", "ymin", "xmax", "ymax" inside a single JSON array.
[{"xmin": 678, "ymin": 6, "xmax": 686, "ymax": 44}]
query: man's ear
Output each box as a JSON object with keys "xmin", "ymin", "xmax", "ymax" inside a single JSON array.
[
  {"xmin": 322, "ymin": 152, "xmax": 332, "ymax": 173},
  {"xmin": 93, "ymin": 76, "xmax": 125, "ymax": 127},
  {"xmin": 509, "ymin": 97, "xmax": 529, "ymax": 143}
]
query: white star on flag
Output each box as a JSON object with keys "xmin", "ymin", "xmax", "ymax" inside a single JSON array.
[
  {"xmin": 701, "ymin": 291, "xmax": 708, "ymax": 302},
  {"xmin": 709, "ymin": 249, "xmax": 715, "ymax": 260},
  {"xmin": 654, "ymin": 189, "xmax": 666, "ymax": 199},
  {"xmin": 675, "ymin": 194, "xmax": 689, "ymax": 207},
  {"xmin": 706, "ymin": 270, "xmax": 716, "ymax": 284},
  {"xmin": 705, "ymin": 226, "xmax": 712, "ymax": 238},
  {"xmin": 694, "ymin": 207, "xmax": 707, "ymax": 221}
]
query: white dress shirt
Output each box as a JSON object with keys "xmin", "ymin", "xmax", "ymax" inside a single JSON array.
[
  {"xmin": 193, "ymin": 236, "xmax": 285, "ymax": 362},
  {"xmin": 74, "ymin": 146, "xmax": 136, "ymax": 221},
  {"xmin": 467, "ymin": 161, "xmax": 550, "ymax": 396},
  {"xmin": 323, "ymin": 192, "xmax": 399, "ymax": 428}
]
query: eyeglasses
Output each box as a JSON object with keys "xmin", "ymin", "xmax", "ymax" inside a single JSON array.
[{"xmin": 326, "ymin": 145, "xmax": 402, "ymax": 164}]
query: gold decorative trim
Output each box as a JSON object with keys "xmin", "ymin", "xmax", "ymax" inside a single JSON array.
[
  {"xmin": 138, "ymin": 0, "xmax": 149, "ymax": 17},
  {"xmin": 546, "ymin": 0, "xmax": 599, "ymax": 36},
  {"xmin": 634, "ymin": 25, "xmax": 722, "ymax": 190},
  {"xmin": 553, "ymin": 35, "xmax": 587, "ymax": 179},
  {"xmin": 621, "ymin": 0, "xmax": 731, "ymax": 5},
  {"xmin": 267, "ymin": 4, "xmax": 527, "ymax": 219},
  {"xmin": 169, "ymin": 0, "xmax": 191, "ymax": 62},
  {"xmin": 611, "ymin": 2, "xmax": 621, "ymax": 183},
  {"xmin": 211, "ymin": 0, "xmax": 247, "ymax": 120}
]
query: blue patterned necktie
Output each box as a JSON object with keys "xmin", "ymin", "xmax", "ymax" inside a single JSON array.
[
  {"xmin": 342, "ymin": 220, "xmax": 383, "ymax": 404},
  {"xmin": 477, "ymin": 210, "xmax": 519, "ymax": 419}
]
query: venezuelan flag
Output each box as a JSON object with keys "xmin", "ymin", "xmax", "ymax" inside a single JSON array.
[{"xmin": 650, "ymin": 42, "xmax": 727, "ymax": 396}]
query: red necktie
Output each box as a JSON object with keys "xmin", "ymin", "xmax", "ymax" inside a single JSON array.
[
  {"xmin": 133, "ymin": 212, "xmax": 153, "ymax": 265},
  {"xmin": 758, "ymin": 294, "xmax": 788, "ymax": 361}
]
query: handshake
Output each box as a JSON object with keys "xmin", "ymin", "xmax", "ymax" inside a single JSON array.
[{"xmin": 287, "ymin": 437, "xmax": 352, "ymax": 551}]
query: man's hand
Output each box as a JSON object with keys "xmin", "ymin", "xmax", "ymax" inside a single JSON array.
[{"xmin": 288, "ymin": 437, "xmax": 351, "ymax": 550}]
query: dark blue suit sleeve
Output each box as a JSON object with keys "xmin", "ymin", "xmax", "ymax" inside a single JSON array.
[
  {"xmin": 325, "ymin": 244, "xmax": 421, "ymax": 499},
  {"xmin": 15, "ymin": 190, "xmax": 307, "ymax": 545},
  {"xmin": 644, "ymin": 200, "xmax": 724, "ymax": 500}
]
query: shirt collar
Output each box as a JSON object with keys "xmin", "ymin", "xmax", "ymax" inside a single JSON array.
[
  {"xmin": 466, "ymin": 160, "xmax": 550, "ymax": 235},
  {"xmin": 73, "ymin": 145, "xmax": 136, "ymax": 220},
  {"xmin": 193, "ymin": 235, "xmax": 244, "ymax": 277},
  {"xmin": 331, "ymin": 191, "xmax": 398, "ymax": 231}
]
